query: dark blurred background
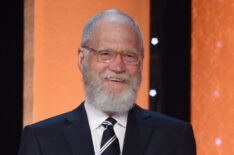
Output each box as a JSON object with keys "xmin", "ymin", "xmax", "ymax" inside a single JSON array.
[
  {"xmin": 150, "ymin": 0, "xmax": 191, "ymax": 122},
  {"xmin": 1, "ymin": 0, "xmax": 23, "ymax": 154},
  {"xmin": 1, "ymin": 0, "xmax": 190, "ymax": 154}
]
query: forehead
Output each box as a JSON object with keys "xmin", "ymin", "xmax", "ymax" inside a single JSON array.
[{"xmin": 89, "ymin": 20, "xmax": 141, "ymax": 52}]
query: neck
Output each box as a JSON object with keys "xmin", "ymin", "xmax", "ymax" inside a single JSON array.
[{"xmin": 105, "ymin": 112, "xmax": 116, "ymax": 117}]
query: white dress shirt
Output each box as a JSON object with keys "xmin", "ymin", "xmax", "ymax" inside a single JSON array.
[{"xmin": 84, "ymin": 101, "xmax": 128, "ymax": 155}]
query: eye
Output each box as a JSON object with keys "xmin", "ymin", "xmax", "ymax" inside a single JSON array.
[
  {"xmin": 125, "ymin": 53, "xmax": 135, "ymax": 58},
  {"xmin": 99, "ymin": 51, "xmax": 112, "ymax": 56},
  {"xmin": 123, "ymin": 53, "xmax": 137, "ymax": 59},
  {"xmin": 98, "ymin": 50, "xmax": 115, "ymax": 60},
  {"xmin": 122, "ymin": 52, "xmax": 139, "ymax": 64}
]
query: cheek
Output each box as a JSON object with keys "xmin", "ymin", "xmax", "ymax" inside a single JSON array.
[
  {"xmin": 126, "ymin": 65, "xmax": 140, "ymax": 77},
  {"xmin": 90, "ymin": 60, "xmax": 109, "ymax": 73}
]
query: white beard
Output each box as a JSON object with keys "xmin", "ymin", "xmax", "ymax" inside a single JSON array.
[{"xmin": 81, "ymin": 61, "xmax": 141, "ymax": 113}]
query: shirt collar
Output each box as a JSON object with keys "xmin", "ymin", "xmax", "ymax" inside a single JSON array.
[{"xmin": 84, "ymin": 101, "xmax": 128, "ymax": 131}]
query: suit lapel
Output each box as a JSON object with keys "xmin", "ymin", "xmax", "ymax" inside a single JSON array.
[
  {"xmin": 122, "ymin": 105, "xmax": 154, "ymax": 155},
  {"xmin": 62, "ymin": 103, "xmax": 95, "ymax": 155}
]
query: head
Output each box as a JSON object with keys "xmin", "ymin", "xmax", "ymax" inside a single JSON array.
[{"xmin": 78, "ymin": 9, "xmax": 144, "ymax": 115}]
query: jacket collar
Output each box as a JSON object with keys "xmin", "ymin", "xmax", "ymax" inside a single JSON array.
[
  {"xmin": 62, "ymin": 102, "xmax": 154, "ymax": 155},
  {"xmin": 122, "ymin": 105, "xmax": 154, "ymax": 155},
  {"xmin": 62, "ymin": 102, "xmax": 95, "ymax": 155}
]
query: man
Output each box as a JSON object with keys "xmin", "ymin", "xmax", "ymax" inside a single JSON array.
[{"xmin": 18, "ymin": 9, "xmax": 196, "ymax": 155}]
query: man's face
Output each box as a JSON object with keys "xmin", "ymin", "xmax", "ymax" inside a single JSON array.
[
  {"xmin": 79, "ymin": 20, "xmax": 143, "ymax": 113},
  {"xmin": 85, "ymin": 21, "xmax": 142, "ymax": 95}
]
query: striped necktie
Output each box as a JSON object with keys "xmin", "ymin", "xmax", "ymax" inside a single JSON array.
[{"xmin": 100, "ymin": 117, "xmax": 120, "ymax": 155}]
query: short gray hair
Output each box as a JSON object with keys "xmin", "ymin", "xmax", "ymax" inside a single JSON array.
[{"xmin": 81, "ymin": 9, "xmax": 144, "ymax": 52}]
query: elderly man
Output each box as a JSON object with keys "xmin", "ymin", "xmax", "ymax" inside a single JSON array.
[{"xmin": 18, "ymin": 9, "xmax": 196, "ymax": 155}]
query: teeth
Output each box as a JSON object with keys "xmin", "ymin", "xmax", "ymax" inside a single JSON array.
[{"xmin": 108, "ymin": 77, "xmax": 124, "ymax": 82}]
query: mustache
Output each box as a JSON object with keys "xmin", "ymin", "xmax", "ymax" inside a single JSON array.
[{"xmin": 100, "ymin": 71, "xmax": 130, "ymax": 82}]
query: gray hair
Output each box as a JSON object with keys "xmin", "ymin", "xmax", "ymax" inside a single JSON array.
[{"xmin": 81, "ymin": 9, "xmax": 144, "ymax": 52}]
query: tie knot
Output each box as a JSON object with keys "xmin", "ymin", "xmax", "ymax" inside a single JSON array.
[{"xmin": 102, "ymin": 117, "xmax": 117, "ymax": 129}]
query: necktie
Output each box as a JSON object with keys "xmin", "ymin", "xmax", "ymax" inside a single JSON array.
[{"xmin": 100, "ymin": 117, "xmax": 120, "ymax": 155}]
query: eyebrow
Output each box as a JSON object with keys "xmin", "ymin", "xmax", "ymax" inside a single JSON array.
[{"xmin": 97, "ymin": 47, "xmax": 139, "ymax": 54}]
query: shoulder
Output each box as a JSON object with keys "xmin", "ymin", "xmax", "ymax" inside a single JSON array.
[
  {"xmin": 145, "ymin": 109, "xmax": 189, "ymax": 126},
  {"xmin": 131, "ymin": 106, "xmax": 196, "ymax": 154},
  {"xmin": 28, "ymin": 111, "xmax": 70, "ymax": 129},
  {"xmin": 23, "ymin": 111, "xmax": 69, "ymax": 137},
  {"xmin": 24, "ymin": 103, "xmax": 85, "ymax": 133},
  {"xmin": 137, "ymin": 107, "xmax": 196, "ymax": 143},
  {"xmin": 132, "ymin": 105, "xmax": 192, "ymax": 130}
]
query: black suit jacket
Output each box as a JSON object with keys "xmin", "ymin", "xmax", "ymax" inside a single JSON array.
[{"xmin": 18, "ymin": 103, "xmax": 196, "ymax": 155}]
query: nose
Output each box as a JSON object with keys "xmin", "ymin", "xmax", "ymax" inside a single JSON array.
[{"xmin": 108, "ymin": 54, "xmax": 126, "ymax": 73}]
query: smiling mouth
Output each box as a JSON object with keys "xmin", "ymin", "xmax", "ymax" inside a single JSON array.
[{"xmin": 105, "ymin": 77, "xmax": 125, "ymax": 82}]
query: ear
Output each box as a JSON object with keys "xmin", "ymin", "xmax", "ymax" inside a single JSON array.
[
  {"xmin": 139, "ymin": 52, "xmax": 144, "ymax": 71},
  {"xmin": 78, "ymin": 47, "xmax": 85, "ymax": 71}
]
